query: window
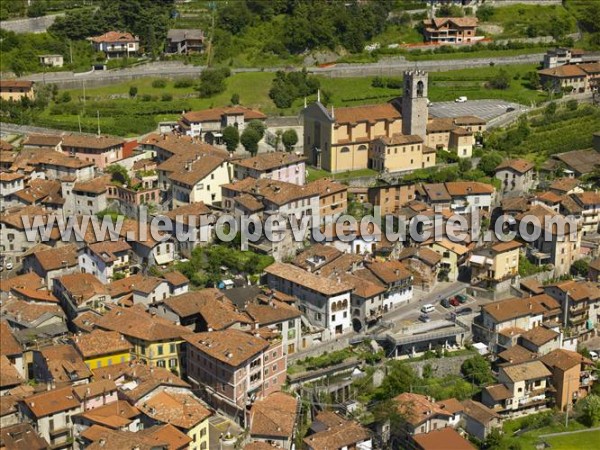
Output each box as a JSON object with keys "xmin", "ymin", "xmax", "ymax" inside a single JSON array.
[
  {"xmin": 170, "ymin": 343, "xmax": 176, "ymax": 354},
  {"xmin": 157, "ymin": 360, "xmax": 166, "ymax": 368},
  {"xmin": 169, "ymin": 358, "xmax": 178, "ymax": 368},
  {"xmin": 341, "ymin": 147, "xmax": 350, "ymax": 153},
  {"xmin": 331, "ymin": 314, "xmax": 336, "ymax": 321},
  {"xmin": 157, "ymin": 345, "xmax": 163, "ymax": 356}
]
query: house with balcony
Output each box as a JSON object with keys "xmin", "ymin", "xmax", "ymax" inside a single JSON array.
[
  {"xmin": 19, "ymin": 386, "xmax": 82, "ymax": 449},
  {"xmin": 542, "ymin": 47, "xmax": 584, "ymax": 69},
  {"xmin": 482, "ymin": 360, "xmax": 552, "ymax": 416},
  {"xmin": 469, "ymin": 240, "xmax": 521, "ymax": 287},
  {"xmin": 184, "ymin": 329, "xmax": 287, "ymax": 425},
  {"xmin": 427, "ymin": 239, "xmax": 469, "ymax": 282},
  {"xmin": 543, "ymin": 280, "xmax": 600, "ymax": 338},
  {"xmin": 422, "ymin": 17, "xmax": 480, "ymax": 44},
  {"xmin": 88, "ymin": 31, "xmax": 140, "ymax": 59},
  {"xmin": 52, "ymin": 273, "xmax": 108, "ymax": 320},
  {"xmin": 78, "ymin": 240, "xmax": 132, "ymax": 283},
  {"xmin": 568, "ymin": 191, "xmax": 600, "ymax": 236},
  {"xmin": 393, "ymin": 393, "xmax": 462, "ymax": 438},
  {"xmin": 494, "ymin": 159, "xmax": 536, "ymax": 194},
  {"xmin": 166, "ymin": 29, "xmax": 205, "ymax": 54},
  {"xmin": 265, "ymin": 262, "xmax": 353, "ymax": 336}
]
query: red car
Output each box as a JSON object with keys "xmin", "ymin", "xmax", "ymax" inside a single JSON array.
[{"xmin": 450, "ymin": 297, "xmax": 460, "ymax": 307}]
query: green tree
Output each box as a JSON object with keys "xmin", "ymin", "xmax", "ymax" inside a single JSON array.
[
  {"xmin": 129, "ymin": 86, "xmax": 138, "ymax": 98},
  {"xmin": 230, "ymin": 93, "xmax": 240, "ymax": 105},
  {"xmin": 27, "ymin": 0, "xmax": 46, "ymax": 17},
  {"xmin": 476, "ymin": 5, "xmax": 494, "ymax": 22},
  {"xmin": 477, "ymin": 152, "xmax": 504, "ymax": 176},
  {"xmin": 247, "ymin": 120, "xmax": 266, "ymax": 140},
  {"xmin": 579, "ymin": 394, "xmax": 600, "ymax": 426},
  {"xmin": 105, "ymin": 164, "xmax": 130, "ymax": 186},
  {"xmin": 488, "ymin": 69, "xmax": 511, "ymax": 90},
  {"xmin": 374, "ymin": 361, "xmax": 416, "ymax": 400},
  {"xmin": 571, "ymin": 259, "xmax": 589, "ymax": 277},
  {"xmin": 282, "ymin": 129, "xmax": 298, "ymax": 152},
  {"xmin": 222, "ymin": 126, "xmax": 240, "ymax": 153},
  {"xmin": 527, "ymin": 71, "xmax": 541, "ymax": 89},
  {"xmin": 483, "ymin": 427, "xmax": 504, "ymax": 449},
  {"xmin": 198, "ymin": 67, "xmax": 230, "ymax": 98},
  {"xmin": 461, "ymin": 355, "xmax": 494, "ymax": 385},
  {"xmin": 240, "ymin": 127, "xmax": 261, "ymax": 156}
]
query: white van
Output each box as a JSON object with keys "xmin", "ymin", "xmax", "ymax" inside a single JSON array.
[
  {"xmin": 421, "ymin": 304, "xmax": 435, "ymax": 314},
  {"xmin": 455, "ymin": 96, "xmax": 468, "ymax": 103},
  {"xmin": 590, "ymin": 351, "xmax": 598, "ymax": 361}
]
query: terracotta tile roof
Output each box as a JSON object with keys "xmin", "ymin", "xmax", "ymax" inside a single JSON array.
[
  {"xmin": 61, "ymin": 133, "xmax": 124, "ymax": 150},
  {"xmin": 182, "ymin": 106, "xmax": 266, "ymax": 123},
  {"xmin": 498, "ymin": 327, "xmax": 525, "ymax": 338},
  {"xmin": 12, "ymin": 178, "xmax": 61, "ymax": 204},
  {"xmin": 435, "ymin": 397, "xmax": 463, "ymax": 415},
  {"xmin": 572, "ymin": 191, "xmax": 600, "ymax": 206},
  {"xmin": 433, "ymin": 238, "xmax": 469, "ymax": 256},
  {"xmin": 334, "ymin": 103, "xmax": 401, "ymax": 125},
  {"xmin": 75, "ymin": 400, "xmax": 140, "ymax": 429},
  {"xmin": 501, "ymin": 360, "xmax": 551, "ymax": 382},
  {"xmin": 339, "ymin": 273, "xmax": 386, "ymax": 299},
  {"xmin": 548, "ymin": 280, "xmax": 600, "ymax": 302},
  {"xmin": 138, "ymin": 390, "xmax": 212, "ymax": 430},
  {"xmin": 365, "ymin": 260, "xmax": 411, "ymax": 284},
  {"xmin": 95, "ymin": 305, "xmax": 193, "ymax": 342},
  {"xmin": 0, "ymin": 79, "xmax": 33, "ymax": 89},
  {"xmin": 236, "ymin": 193, "xmax": 265, "ymax": 212},
  {"xmin": 428, "ymin": 16, "xmax": 478, "ymax": 28},
  {"xmin": 495, "ymin": 158, "xmax": 534, "ymax": 174},
  {"xmin": 540, "ymin": 348, "xmax": 593, "ymax": 372},
  {"xmin": 0, "ymin": 172, "xmax": 24, "ymax": 182},
  {"xmin": 482, "ymin": 294, "xmax": 560, "ymax": 323},
  {"xmin": 85, "ymin": 428, "xmax": 165, "ymax": 450},
  {"xmin": 245, "ymin": 298, "xmax": 302, "ymax": 325},
  {"xmin": 245, "ymin": 443, "xmax": 283, "ymax": 450},
  {"xmin": 461, "ymin": 399, "xmax": 500, "ymax": 425},
  {"xmin": 89, "ymin": 31, "xmax": 138, "ymax": 43},
  {"xmin": 539, "ymin": 64, "xmax": 587, "ymax": 78},
  {"xmin": 74, "ymin": 330, "xmax": 133, "ymax": 359},
  {"xmin": 520, "ymin": 278, "xmax": 544, "ymax": 295},
  {"xmin": 498, "ymin": 345, "xmax": 537, "ymax": 364},
  {"xmin": 87, "ymin": 240, "xmax": 131, "ymax": 264},
  {"xmin": 0, "ymin": 355, "xmax": 24, "ymax": 389},
  {"xmin": 223, "ymin": 177, "xmax": 318, "ymax": 206},
  {"xmin": 140, "ymin": 424, "xmax": 191, "ymax": 449},
  {"xmin": 265, "ymin": 262, "xmax": 353, "ymax": 296},
  {"xmin": 40, "ymin": 344, "xmax": 92, "ymax": 383},
  {"xmin": 56, "ymin": 273, "xmax": 106, "ymax": 304},
  {"xmin": 520, "ymin": 326, "xmax": 559, "ymax": 347},
  {"xmin": 454, "ymin": 115, "xmax": 486, "ymax": 126},
  {"xmin": 426, "ymin": 117, "xmax": 456, "ymax": 133},
  {"xmin": 73, "ymin": 175, "xmax": 112, "ymax": 194},
  {"xmin": 32, "ymin": 243, "xmax": 79, "ymax": 272},
  {"xmin": 22, "ymin": 385, "xmax": 80, "ymax": 418},
  {"xmin": 163, "ymin": 289, "xmax": 252, "ymax": 330},
  {"xmin": 376, "ymin": 133, "xmax": 423, "ymax": 145},
  {"xmin": 394, "ymin": 393, "xmax": 451, "ymax": 427},
  {"xmin": 0, "ymin": 273, "xmax": 44, "ymax": 293},
  {"xmin": 292, "ymin": 244, "xmax": 342, "ymax": 271},
  {"xmin": 399, "ymin": 247, "xmax": 442, "ymax": 266},
  {"xmin": 0, "ymin": 423, "xmax": 48, "ymax": 450},
  {"xmin": 501, "ymin": 196, "xmax": 530, "ymax": 213},
  {"xmin": 73, "ymin": 379, "xmax": 117, "ymax": 401},
  {"xmin": 163, "ymin": 270, "xmax": 189, "ymax": 286},
  {"xmin": 0, "ymin": 321, "xmax": 22, "ymax": 356},
  {"xmin": 579, "ymin": 62, "xmax": 600, "ymax": 74},
  {"xmin": 141, "ymin": 133, "xmax": 229, "ymax": 159},
  {"xmin": 1, "ymin": 298, "xmax": 64, "ymax": 326},
  {"xmin": 163, "ymin": 202, "xmax": 212, "ymax": 226},
  {"xmin": 234, "ymin": 151, "xmax": 305, "ymax": 171},
  {"xmin": 451, "ymin": 127, "xmax": 472, "ymax": 136},
  {"xmin": 537, "ymin": 191, "xmax": 562, "ymax": 204},
  {"xmin": 412, "ymin": 427, "xmax": 476, "ymax": 450},
  {"xmin": 550, "ymin": 177, "xmax": 580, "ymax": 193},
  {"xmin": 491, "ymin": 240, "xmax": 522, "ymax": 253},
  {"xmin": 23, "ymin": 134, "xmax": 62, "ymax": 147},
  {"xmin": 445, "ymin": 181, "xmax": 495, "ymax": 196},
  {"xmin": 515, "ymin": 204, "xmax": 575, "ymax": 237},
  {"xmin": 304, "ymin": 411, "xmax": 370, "ymax": 450},
  {"xmin": 306, "ymin": 178, "xmax": 348, "ymax": 197},
  {"xmin": 168, "ymin": 153, "xmax": 227, "ymax": 187},
  {"xmin": 184, "ymin": 329, "xmax": 269, "ymax": 367},
  {"xmin": 105, "ymin": 274, "xmax": 153, "ymax": 298},
  {"xmin": 422, "ymin": 183, "xmax": 452, "ymax": 201},
  {"xmin": 250, "ymin": 391, "xmax": 298, "ymax": 439},
  {"xmin": 10, "ymin": 286, "xmax": 59, "ymax": 303},
  {"xmin": 484, "ymin": 383, "xmax": 512, "ymax": 401},
  {"xmin": 0, "ymin": 394, "xmax": 19, "ymax": 418},
  {"xmin": 0, "ymin": 139, "xmax": 14, "ymax": 151}
]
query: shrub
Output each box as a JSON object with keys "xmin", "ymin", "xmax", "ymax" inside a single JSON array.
[
  {"xmin": 161, "ymin": 93, "xmax": 173, "ymax": 101},
  {"xmin": 174, "ymin": 78, "xmax": 195, "ymax": 88},
  {"xmin": 129, "ymin": 86, "xmax": 138, "ymax": 98},
  {"xmin": 152, "ymin": 79, "xmax": 167, "ymax": 88}
]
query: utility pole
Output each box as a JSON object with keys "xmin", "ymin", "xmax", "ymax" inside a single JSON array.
[{"xmin": 565, "ymin": 375, "xmax": 571, "ymax": 428}]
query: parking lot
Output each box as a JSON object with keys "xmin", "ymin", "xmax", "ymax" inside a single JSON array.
[{"xmin": 428, "ymin": 99, "xmax": 528, "ymax": 121}]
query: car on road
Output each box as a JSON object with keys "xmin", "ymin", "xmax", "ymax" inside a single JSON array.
[
  {"xmin": 421, "ymin": 304, "xmax": 435, "ymax": 314},
  {"xmin": 449, "ymin": 297, "xmax": 460, "ymax": 307},
  {"xmin": 455, "ymin": 96, "xmax": 467, "ymax": 103},
  {"xmin": 5, "ymin": 262, "xmax": 13, "ymax": 270},
  {"xmin": 506, "ymin": 106, "xmax": 515, "ymax": 112},
  {"xmin": 419, "ymin": 313, "xmax": 431, "ymax": 323},
  {"xmin": 441, "ymin": 298, "xmax": 451, "ymax": 308},
  {"xmin": 456, "ymin": 307, "xmax": 473, "ymax": 316},
  {"xmin": 590, "ymin": 351, "xmax": 599, "ymax": 361}
]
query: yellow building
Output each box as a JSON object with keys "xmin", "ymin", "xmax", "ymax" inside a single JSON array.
[
  {"xmin": 94, "ymin": 306, "xmax": 192, "ymax": 376},
  {"xmin": 470, "ymin": 241, "xmax": 521, "ymax": 282},
  {"xmin": 137, "ymin": 390, "xmax": 212, "ymax": 450},
  {"xmin": 0, "ymin": 80, "xmax": 35, "ymax": 102},
  {"xmin": 370, "ymin": 134, "xmax": 436, "ymax": 173},
  {"xmin": 74, "ymin": 329, "xmax": 133, "ymax": 370},
  {"xmin": 428, "ymin": 239, "xmax": 470, "ymax": 282}
]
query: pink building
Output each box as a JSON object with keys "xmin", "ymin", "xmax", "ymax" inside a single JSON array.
[
  {"xmin": 233, "ymin": 152, "xmax": 306, "ymax": 185},
  {"xmin": 61, "ymin": 134, "xmax": 125, "ymax": 169},
  {"xmin": 73, "ymin": 379, "xmax": 118, "ymax": 411},
  {"xmin": 184, "ymin": 329, "xmax": 287, "ymax": 425}
]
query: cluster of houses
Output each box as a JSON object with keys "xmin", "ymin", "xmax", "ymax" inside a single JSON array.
[
  {"xmin": 538, "ymin": 47, "xmax": 600, "ymax": 94},
  {"xmin": 1, "ymin": 65, "xmax": 600, "ymax": 449}
]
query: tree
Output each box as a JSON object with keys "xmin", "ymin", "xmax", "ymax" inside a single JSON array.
[
  {"xmin": 198, "ymin": 67, "xmax": 230, "ymax": 98},
  {"xmin": 545, "ymin": 101, "xmax": 557, "ymax": 117},
  {"xmin": 461, "ymin": 355, "xmax": 494, "ymax": 385},
  {"xmin": 579, "ymin": 394, "xmax": 600, "ymax": 426},
  {"xmin": 527, "ymin": 71, "xmax": 541, "ymax": 89},
  {"xmin": 230, "ymin": 93, "xmax": 240, "ymax": 105},
  {"xmin": 222, "ymin": 126, "xmax": 240, "ymax": 153},
  {"xmin": 483, "ymin": 428, "xmax": 504, "ymax": 449},
  {"xmin": 374, "ymin": 361, "xmax": 416, "ymax": 400},
  {"xmin": 487, "ymin": 69, "xmax": 511, "ymax": 90},
  {"xmin": 566, "ymin": 99, "xmax": 578, "ymax": 111},
  {"xmin": 571, "ymin": 259, "xmax": 589, "ymax": 277},
  {"xmin": 129, "ymin": 86, "xmax": 138, "ymax": 98},
  {"xmin": 476, "ymin": 5, "xmax": 494, "ymax": 21},
  {"xmin": 105, "ymin": 164, "xmax": 130, "ymax": 186},
  {"xmin": 282, "ymin": 129, "xmax": 298, "ymax": 152},
  {"xmin": 240, "ymin": 127, "xmax": 261, "ymax": 156},
  {"xmin": 27, "ymin": 0, "xmax": 46, "ymax": 18},
  {"xmin": 477, "ymin": 152, "xmax": 504, "ymax": 176},
  {"xmin": 247, "ymin": 120, "xmax": 266, "ymax": 140}
]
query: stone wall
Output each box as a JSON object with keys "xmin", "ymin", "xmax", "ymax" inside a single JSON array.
[{"xmin": 405, "ymin": 352, "xmax": 476, "ymax": 379}]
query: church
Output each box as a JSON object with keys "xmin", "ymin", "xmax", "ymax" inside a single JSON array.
[{"xmin": 302, "ymin": 71, "xmax": 485, "ymax": 174}]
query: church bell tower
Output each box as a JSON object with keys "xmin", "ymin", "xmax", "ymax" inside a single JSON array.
[{"xmin": 401, "ymin": 70, "xmax": 428, "ymax": 139}]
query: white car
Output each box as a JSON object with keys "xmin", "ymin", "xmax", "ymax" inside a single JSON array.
[
  {"xmin": 421, "ymin": 304, "xmax": 435, "ymax": 314},
  {"xmin": 5, "ymin": 262, "xmax": 13, "ymax": 270},
  {"xmin": 455, "ymin": 96, "xmax": 468, "ymax": 103},
  {"xmin": 590, "ymin": 351, "xmax": 599, "ymax": 361}
]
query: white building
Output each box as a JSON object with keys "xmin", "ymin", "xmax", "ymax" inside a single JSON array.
[{"xmin": 78, "ymin": 241, "xmax": 131, "ymax": 283}]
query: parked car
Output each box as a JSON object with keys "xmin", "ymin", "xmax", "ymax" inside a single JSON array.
[
  {"xmin": 456, "ymin": 294, "xmax": 468, "ymax": 304},
  {"xmin": 421, "ymin": 304, "xmax": 435, "ymax": 314},
  {"xmin": 441, "ymin": 298, "xmax": 451, "ymax": 308},
  {"xmin": 456, "ymin": 307, "xmax": 473, "ymax": 316},
  {"xmin": 5, "ymin": 261, "xmax": 13, "ymax": 270},
  {"xmin": 590, "ymin": 351, "xmax": 599, "ymax": 361},
  {"xmin": 455, "ymin": 96, "xmax": 468, "ymax": 103},
  {"xmin": 449, "ymin": 297, "xmax": 460, "ymax": 307},
  {"xmin": 419, "ymin": 313, "xmax": 431, "ymax": 323}
]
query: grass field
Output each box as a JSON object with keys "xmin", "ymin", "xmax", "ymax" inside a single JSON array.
[
  {"xmin": 543, "ymin": 430, "xmax": 600, "ymax": 449},
  {"xmin": 37, "ymin": 63, "xmax": 546, "ymax": 136}
]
